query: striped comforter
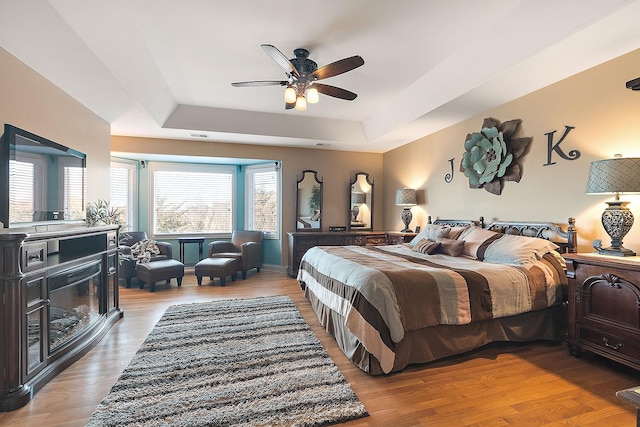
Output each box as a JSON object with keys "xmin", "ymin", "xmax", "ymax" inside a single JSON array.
[{"xmin": 297, "ymin": 245, "xmax": 566, "ymax": 374}]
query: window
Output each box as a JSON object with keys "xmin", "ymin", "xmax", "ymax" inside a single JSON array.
[
  {"xmin": 9, "ymin": 153, "xmax": 44, "ymax": 223},
  {"xmin": 150, "ymin": 163, "xmax": 235, "ymax": 237},
  {"xmin": 246, "ymin": 163, "xmax": 280, "ymax": 239},
  {"xmin": 60, "ymin": 157, "xmax": 87, "ymax": 221},
  {"xmin": 110, "ymin": 159, "xmax": 138, "ymax": 231}
]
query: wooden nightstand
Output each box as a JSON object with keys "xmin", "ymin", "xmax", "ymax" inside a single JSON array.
[{"xmin": 565, "ymin": 253, "xmax": 640, "ymax": 370}]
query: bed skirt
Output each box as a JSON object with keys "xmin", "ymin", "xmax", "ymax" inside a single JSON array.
[{"xmin": 303, "ymin": 284, "xmax": 567, "ymax": 375}]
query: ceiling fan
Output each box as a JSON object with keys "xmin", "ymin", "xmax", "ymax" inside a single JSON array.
[{"xmin": 231, "ymin": 44, "xmax": 365, "ymax": 111}]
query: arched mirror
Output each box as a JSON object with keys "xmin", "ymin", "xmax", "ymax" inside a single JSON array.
[
  {"xmin": 296, "ymin": 170, "xmax": 323, "ymax": 231},
  {"xmin": 349, "ymin": 172, "xmax": 373, "ymax": 231}
]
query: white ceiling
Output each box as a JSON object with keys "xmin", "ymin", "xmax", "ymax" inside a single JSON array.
[{"xmin": 2, "ymin": 0, "xmax": 640, "ymax": 153}]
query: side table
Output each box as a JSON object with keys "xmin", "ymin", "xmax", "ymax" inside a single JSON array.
[{"xmin": 178, "ymin": 237, "xmax": 205, "ymax": 265}]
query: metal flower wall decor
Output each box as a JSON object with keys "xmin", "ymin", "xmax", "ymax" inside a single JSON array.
[{"xmin": 460, "ymin": 118, "xmax": 532, "ymax": 195}]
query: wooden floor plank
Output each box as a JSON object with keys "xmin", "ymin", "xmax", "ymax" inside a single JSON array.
[{"xmin": 1, "ymin": 270, "xmax": 638, "ymax": 426}]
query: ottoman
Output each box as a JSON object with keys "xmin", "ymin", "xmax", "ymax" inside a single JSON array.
[
  {"xmin": 136, "ymin": 259, "xmax": 185, "ymax": 292},
  {"xmin": 194, "ymin": 257, "xmax": 238, "ymax": 286}
]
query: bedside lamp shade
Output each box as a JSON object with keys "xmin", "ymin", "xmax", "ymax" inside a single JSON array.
[
  {"xmin": 586, "ymin": 157, "xmax": 640, "ymax": 256},
  {"xmin": 395, "ymin": 188, "xmax": 417, "ymax": 232},
  {"xmin": 351, "ymin": 192, "xmax": 366, "ymax": 205}
]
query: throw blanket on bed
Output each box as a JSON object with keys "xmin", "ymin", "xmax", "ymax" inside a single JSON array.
[{"xmin": 297, "ymin": 245, "xmax": 566, "ymax": 373}]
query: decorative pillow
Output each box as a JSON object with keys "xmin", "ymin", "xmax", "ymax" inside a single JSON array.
[
  {"xmin": 130, "ymin": 239, "xmax": 160, "ymax": 264},
  {"xmin": 408, "ymin": 224, "xmax": 451, "ymax": 247},
  {"xmin": 435, "ymin": 237, "xmax": 464, "ymax": 257},
  {"xmin": 448, "ymin": 225, "xmax": 470, "ymax": 240},
  {"xmin": 482, "ymin": 234, "xmax": 560, "ymax": 267},
  {"xmin": 412, "ymin": 238, "xmax": 440, "ymax": 255},
  {"xmin": 458, "ymin": 226, "xmax": 502, "ymax": 259}
]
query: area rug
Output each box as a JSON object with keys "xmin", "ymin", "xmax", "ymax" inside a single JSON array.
[{"xmin": 87, "ymin": 295, "xmax": 368, "ymax": 426}]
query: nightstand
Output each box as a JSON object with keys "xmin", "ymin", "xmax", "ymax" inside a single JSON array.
[{"xmin": 565, "ymin": 253, "xmax": 640, "ymax": 370}]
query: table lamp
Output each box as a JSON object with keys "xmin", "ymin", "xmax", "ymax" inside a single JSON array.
[
  {"xmin": 351, "ymin": 192, "xmax": 366, "ymax": 221},
  {"xmin": 395, "ymin": 188, "xmax": 417, "ymax": 232},
  {"xmin": 586, "ymin": 156, "xmax": 640, "ymax": 256}
]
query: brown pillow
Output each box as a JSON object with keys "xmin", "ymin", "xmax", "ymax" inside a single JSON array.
[
  {"xmin": 412, "ymin": 238, "xmax": 440, "ymax": 255},
  {"xmin": 436, "ymin": 237, "xmax": 464, "ymax": 257}
]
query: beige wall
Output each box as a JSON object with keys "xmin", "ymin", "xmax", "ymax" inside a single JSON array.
[
  {"xmin": 0, "ymin": 48, "xmax": 111, "ymax": 204},
  {"xmin": 111, "ymin": 136, "xmax": 384, "ymax": 266},
  {"xmin": 383, "ymin": 48, "xmax": 640, "ymax": 253}
]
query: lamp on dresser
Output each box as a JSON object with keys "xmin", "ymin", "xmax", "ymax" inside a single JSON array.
[
  {"xmin": 351, "ymin": 191, "xmax": 366, "ymax": 222},
  {"xmin": 586, "ymin": 155, "xmax": 640, "ymax": 256},
  {"xmin": 395, "ymin": 188, "xmax": 417, "ymax": 232}
]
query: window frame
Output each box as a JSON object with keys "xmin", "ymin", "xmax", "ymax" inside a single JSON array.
[
  {"xmin": 245, "ymin": 162, "xmax": 281, "ymax": 240},
  {"xmin": 110, "ymin": 158, "xmax": 138, "ymax": 232},
  {"xmin": 148, "ymin": 162, "xmax": 236, "ymax": 239}
]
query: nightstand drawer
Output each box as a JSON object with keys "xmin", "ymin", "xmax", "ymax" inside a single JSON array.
[
  {"xmin": 365, "ymin": 235, "xmax": 386, "ymax": 245},
  {"xmin": 579, "ymin": 326, "xmax": 640, "ymax": 361}
]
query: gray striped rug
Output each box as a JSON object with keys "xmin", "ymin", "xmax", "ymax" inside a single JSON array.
[{"xmin": 87, "ymin": 295, "xmax": 368, "ymax": 426}]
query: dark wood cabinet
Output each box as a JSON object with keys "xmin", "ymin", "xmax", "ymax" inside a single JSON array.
[
  {"xmin": 565, "ymin": 253, "xmax": 640, "ymax": 370},
  {"xmin": 0, "ymin": 225, "xmax": 122, "ymax": 411},
  {"xmin": 287, "ymin": 231, "xmax": 416, "ymax": 277},
  {"xmin": 385, "ymin": 232, "xmax": 418, "ymax": 245}
]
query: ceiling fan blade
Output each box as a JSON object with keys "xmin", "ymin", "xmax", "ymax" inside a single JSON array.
[
  {"xmin": 310, "ymin": 56, "xmax": 364, "ymax": 80},
  {"xmin": 261, "ymin": 44, "xmax": 300, "ymax": 78},
  {"xmin": 231, "ymin": 80, "xmax": 287, "ymax": 87},
  {"xmin": 314, "ymin": 83, "xmax": 358, "ymax": 100}
]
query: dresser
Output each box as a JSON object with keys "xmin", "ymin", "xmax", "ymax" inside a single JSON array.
[
  {"xmin": 287, "ymin": 231, "xmax": 416, "ymax": 277},
  {"xmin": 565, "ymin": 253, "xmax": 640, "ymax": 370},
  {"xmin": 0, "ymin": 225, "xmax": 122, "ymax": 411}
]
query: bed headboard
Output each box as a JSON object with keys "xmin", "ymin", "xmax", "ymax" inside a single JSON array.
[
  {"xmin": 427, "ymin": 216, "xmax": 577, "ymax": 253},
  {"xmin": 485, "ymin": 218, "xmax": 576, "ymax": 253},
  {"xmin": 428, "ymin": 216, "xmax": 485, "ymax": 228}
]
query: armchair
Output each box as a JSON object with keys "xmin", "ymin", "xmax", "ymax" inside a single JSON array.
[
  {"xmin": 208, "ymin": 230, "xmax": 263, "ymax": 279},
  {"xmin": 118, "ymin": 231, "xmax": 173, "ymax": 288}
]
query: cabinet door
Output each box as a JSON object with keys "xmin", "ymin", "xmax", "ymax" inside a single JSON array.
[
  {"xmin": 580, "ymin": 272, "xmax": 640, "ymax": 330},
  {"xmin": 24, "ymin": 273, "xmax": 47, "ymax": 379},
  {"xmin": 106, "ymin": 252, "xmax": 118, "ymax": 313}
]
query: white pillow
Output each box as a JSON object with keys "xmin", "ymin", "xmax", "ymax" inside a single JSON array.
[
  {"xmin": 483, "ymin": 234, "xmax": 559, "ymax": 267},
  {"xmin": 408, "ymin": 224, "xmax": 451, "ymax": 247}
]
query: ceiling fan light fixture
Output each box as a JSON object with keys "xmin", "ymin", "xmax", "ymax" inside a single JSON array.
[
  {"xmin": 295, "ymin": 96, "xmax": 307, "ymax": 111},
  {"xmin": 306, "ymin": 86, "xmax": 319, "ymax": 104},
  {"xmin": 284, "ymin": 86, "xmax": 297, "ymax": 103}
]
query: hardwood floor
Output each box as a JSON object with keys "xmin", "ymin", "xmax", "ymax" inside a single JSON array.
[{"xmin": 1, "ymin": 269, "xmax": 639, "ymax": 426}]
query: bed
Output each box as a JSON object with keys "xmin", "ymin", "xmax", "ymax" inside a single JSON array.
[{"xmin": 297, "ymin": 217, "xmax": 577, "ymax": 375}]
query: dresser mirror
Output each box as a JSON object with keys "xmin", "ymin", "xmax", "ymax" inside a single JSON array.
[
  {"xmin": 349, "ymin": 172, "xmax": 373, "ymax": 231},
  {"xmin": 296, "ymin": 170, "xmax": 322, "ymax": 231}
]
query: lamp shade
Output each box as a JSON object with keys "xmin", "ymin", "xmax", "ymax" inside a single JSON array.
[
  {"xmin": 351, "ymin": 192, "xmax": 366, "ymax": 205},
  {"xmin": 586, "ymin": 157, "xmax": 640, "ymax": 194},
  {"xmin": 395, "ymin": 188, "xmax": 417, "ymax": 206}
]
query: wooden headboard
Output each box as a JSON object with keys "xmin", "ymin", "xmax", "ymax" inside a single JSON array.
[
  {"xmin": 485, "ymin": 218, "xmax": 577, "ymax": 253},
  {"xmin": 427, "ymin": 216, "xmax": 577, "ymax": 253},
  {"xmin": 429, "ymin": 216, "xmax": 485, "ymax": 228}
]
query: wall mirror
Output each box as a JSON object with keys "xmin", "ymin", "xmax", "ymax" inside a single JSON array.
[
  {"xmin": 349, "ymin": 172, "xmax": 373, "ymax": 231},
  {"xmin": 296, "ymin": 170, "xmax": 322, "ymax": 231}
]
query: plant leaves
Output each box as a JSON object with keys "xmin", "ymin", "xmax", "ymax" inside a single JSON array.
[
  {"xmin": 508, "ymin": 137, "xmax": 532, "ymax": 158},
  {"xmin": 482, "ymin": 117, "xmax": 499, "ymax": 129},
  {"xmin": 502, "ymin": 163, "xmax": 522, "ymax": 182},
  {"xmin": 499, "ymin": 119, "xmax": 521, "ymax": 140},
  {"xmin": 484, "ymin": 179, "xmax": 503, "ymax": 195}
]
